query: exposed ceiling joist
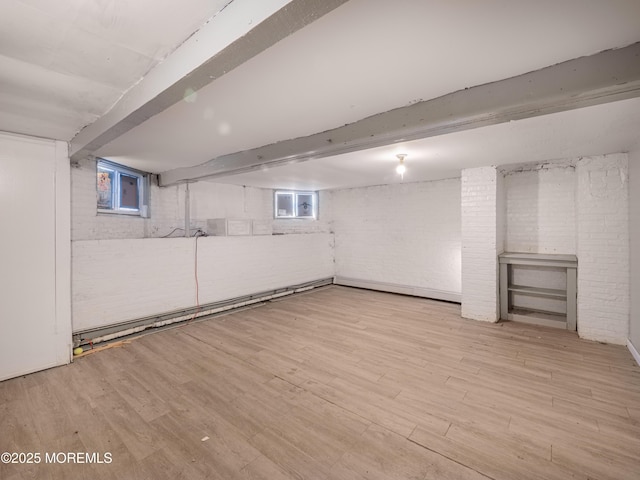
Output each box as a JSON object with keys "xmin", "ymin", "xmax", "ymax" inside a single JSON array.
[
  {"xmin": 69, "ymin": 0, "xmax": 349, "ymax": 162},
  {"xmin": 159, "ymin": 41, "xmax": 640, "ymax": 187}
]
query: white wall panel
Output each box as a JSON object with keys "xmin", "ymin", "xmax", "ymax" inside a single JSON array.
[{"xmin": 0, "ymin": 132, "xmax": 71, "ymax": 381}]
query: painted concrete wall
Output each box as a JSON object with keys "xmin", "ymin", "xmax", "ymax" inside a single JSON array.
[
  {"xmin": 628, "ymin": 148, "xmax": 640, "ymax": 358},
  {"xmin": 332, "ymin": 179, "xmax": 461, "ymax": 301},
  {"xmin": 576, "ymin": 154, "xmax": 629, "ymax": 344},
  {"xmin": 72, "ymin": 234, "xmax": 335, "ymax": 331},
  {"xmin": 0, "ymin": 132, "xmax": 71, "ymax": 381}
]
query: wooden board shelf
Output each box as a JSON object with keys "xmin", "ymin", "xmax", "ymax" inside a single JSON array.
[
  {"xmin": 507, "ymin": 285, "xmax": 567, "ymax": 299},
  {"xmin": 508, "ymin": 308, "xmax": 568, "ymax": 329},
  {"xmin": 499, "ymin": 253, "xmax": 577, "ymax": 331}
]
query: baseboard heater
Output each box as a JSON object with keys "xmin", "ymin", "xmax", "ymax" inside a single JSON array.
[
  {"xmin": 334, "ymin": 276, "xmax": 462, "ymax": 303},
  {"xmin": 72, "ymin": 277, "xmax": 334, "ymax": 348}
]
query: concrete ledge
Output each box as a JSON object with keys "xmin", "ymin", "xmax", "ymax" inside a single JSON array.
[{"xmin": 334, "ymin": 276, "xmax": 461, "ymax": 303}]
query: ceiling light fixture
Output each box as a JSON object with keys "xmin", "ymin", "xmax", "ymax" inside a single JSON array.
[{"xmin": 396, "ymin": 154, "xmax": 407, "ymax": 179}]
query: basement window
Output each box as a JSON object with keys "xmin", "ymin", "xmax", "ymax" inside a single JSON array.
[
  {"xmin": 274, "ymin": 190, "xmax": 317, "ymax": 219},
  {"xmin": 97, "ymin": 159, "xmax": 149, "ymax": 216}
]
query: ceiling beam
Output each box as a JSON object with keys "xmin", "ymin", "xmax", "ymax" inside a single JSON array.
[
  {"xmin": 69, "ymin": 0, "xmax": 349, "ymax": 162},
  {"xmin": 159, "ymin": 41, "xmax": 640, "ymax": 187}
]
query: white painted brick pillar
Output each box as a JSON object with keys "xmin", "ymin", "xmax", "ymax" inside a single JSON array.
[
  {"xmin": 576, "ymin": 154, "xmax": 629, "ymax": 344},
  {"xmin": 461, "ymin": 166, "xmax": 505, "ymax": 322}
]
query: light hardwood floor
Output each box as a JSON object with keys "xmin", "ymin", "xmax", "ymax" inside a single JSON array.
[{"xmin": 1, "ymin": 286, "xmax": 639, "ymax": 479}]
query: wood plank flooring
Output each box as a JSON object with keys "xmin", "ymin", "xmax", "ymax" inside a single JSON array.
[{"xmin": 1, "ymin": 285, "xmax": 639, "ymax": 479}]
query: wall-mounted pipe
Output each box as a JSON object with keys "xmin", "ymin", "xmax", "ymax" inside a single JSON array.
[{"xmin": 71, "ymin": 278, "xmax": 334, "ymax": 347}]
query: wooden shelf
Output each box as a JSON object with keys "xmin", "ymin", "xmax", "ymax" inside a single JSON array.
[
  {"xmin": 508, "ymin": 309, "xmax": 567, "ymax": 329},
  {"xmin": 507, "ymin": 285, "xmax": 567, "ymax": 299},
  {"xmin": 499, "ymin": 252, "xmax": 577, "ymax": 268},
  {"xmin": 499, "ymin": 252, "xmax": 577, "ymax": 331}
]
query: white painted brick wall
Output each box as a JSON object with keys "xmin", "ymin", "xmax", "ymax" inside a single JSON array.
[
  {"xmin": 576, "ymin": 154, "xmax": 629, "ymax": 344},
  {"xmin": 272, "ymin": 190, "xmax": 334, "ymax": 235},
  {"xmin": 72, "ymin": 158, "xmax": 330, "ymax": 239},
  {"xmin": 496, "ymin": 169, "xmax": 506, "ymax": 256},
  {"xmin": 505, "ymin": 163, "xmax": 576, "ymax": 254},
  {"xmin": 332, "ymin": 178, "xmax": 461, "ymax": 297},
  {"xmin": 72, "ymin": 234, "xmax": 335, "ymax": 331},
  {"xmin": 71, "ymin": 158, "xmax": 146, "ymax": 240},
  {"xmin": 71, "ymin": 159, "xmax": 337, "ymax": 333},
  {"xmin": 630, "ymin": 148, "xmax": 640, "ymax": 351},
  {"xmin": 69, "ymin": 154, "xmax": 634, "ymax": 344},
  {"xmin": 461, "ymin": 166, "xmax": 502, "ymax": 322},
  {"xmin": 503, "ymin": 163, "xmax": 576, "ymax": 314},
  {"xmin": 71, "ymin": 158, "xmax": 192, "ymax": 239}
]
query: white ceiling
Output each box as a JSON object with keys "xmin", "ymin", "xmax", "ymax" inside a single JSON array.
[
  {"xmin": 0, "ymin": 0, "xmax": 232, "ymax": 140},
  {"xmin": 212, "ymin": 97, "xmax": 640, "ymax": 190},
  {"xmin": 95, "ymin": 0, "xmax": 640, "ymax": 180},
  {"xmin": 1, "ymin": 0, "xmax": 639, "ymax": 191}
]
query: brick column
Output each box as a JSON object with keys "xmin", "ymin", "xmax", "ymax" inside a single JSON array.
[
  {"xmin": 461, "ymin": 166, "xmax": 504, "ymax": 322},
  {"xmin": 576, "ymin": 154, "xmax": 629, "ymax": 344}
]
